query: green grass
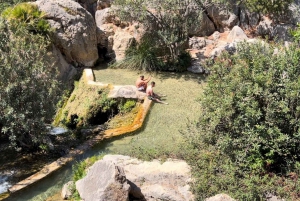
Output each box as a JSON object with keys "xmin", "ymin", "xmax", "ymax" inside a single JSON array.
[{"xmin": 93, "ymin": 64, "xmax": 206, "ymax": 160}]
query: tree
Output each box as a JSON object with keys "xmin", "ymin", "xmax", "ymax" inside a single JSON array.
[
  {"xmin": 0, "ymin": 19, "xmax": 61, "ymax": 151},
  {"xmin": 112, "ymin": 0, "xmax": 202, "ymax": 65}
]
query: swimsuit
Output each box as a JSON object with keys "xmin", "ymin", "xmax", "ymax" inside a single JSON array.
[{"xmin": 138, "ymin": 86, "xmax": 145, "ymax": 91}]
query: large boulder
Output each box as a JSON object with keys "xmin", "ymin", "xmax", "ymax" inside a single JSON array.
[
  {"xmin": 76, "ymin": 160, "xmax": 131, "ymax": 201},
  {"xmin": 189, "ymin": 10, "xmax": 215, "ymax": 36},
  {"xmin": 113, "ymin": 29, "xmax": 135, "ymax": 61},
  {"xmin": 35, "ymin": 0, "xmax": 98, "ymax": 67},
  {"xmin": 239, "ymin": 8, "xmax": 260, "ymax": 30},
  {"xmin": 47, "ymin": 45, "xmax": 78, "ymax": 82},
  {"xmin": 103, "ymin": 155, "xmax": 194, "ymax": 201},
  {"xmin": 76, "ymin": 0, "xmax": 98, "ymax": 17},
  {"xmin": 206, "ymin": 4, "xmax": 238, "ymax": 31},
  {"xmin": 227, "ymin": 26, "xmax": 248, "ymax": 42}
]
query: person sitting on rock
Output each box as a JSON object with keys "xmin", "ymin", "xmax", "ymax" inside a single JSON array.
[{"xmin": 135, "ymin": 75, "xmax": 151, "ymax": 91}]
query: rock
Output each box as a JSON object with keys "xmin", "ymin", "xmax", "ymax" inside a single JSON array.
[
  {"xmin": 76, "ymin": 0, "xmax": 98, "ymax": 17},
  {"xmin": 227, "ymin": 26, "xmax": 248, "ymax": 42},
  {"xmin": 189, "ymin": 37, "xmax": 206, "ymax": 49},
  {"xmin": 256, "ymin": 17, "xmax": 273, "ymax": 37},
  {"xmin": 113, "ymin": 29, "xmax": 135, "ymax": 61},
  {"xmin": 210, "ymin": 46, "xmax": 226, "ymax": 58},
  {"xmin": 205, "ymin": 194, "xmax": 236, "ymax": 201},
  {"xmin": 35, "ymin": 0, "xmax": 98, "ymax": 67},
  {"xmin": 189, "ymin": 12, "xmax": 215, "ymax": 36},
  {"xmin": 76, "ymin": 160, "xmax": 131, "ymax": 201},
  {"xmin": 97, "ymin": 0, "xmax": 113, "ymax": 10},
  {"xmin": 187, "ymin": 61, "xmax": 205, "ymax": 74},
  {"xmin": 81, "ymin": 125, "xmax": 106, "ymax": 137},
  {"xmin": 61, "ymin": 181, "xmax": 74, "ymax": 200},
  {"xmin": 47, "ymin": 45, "xmax": 78, "ymax": 82},
  {"xmin": 272, "ymin": 24, "xmax": 295, "ymax": 42},
  {"xmin": 239, "ymin": 8, "xmax": 260, "ymax": 30},
  {"xmin": 206, "ymin": 4, "xmax": 238, "ymax": 31},
  {"xmin": 102, "ymin": 155, "xmax": 194, "ymax": 201},
  {"xmin": 212, "ymin": 31, "xmax": 221, "ymax": 41},
  {"xmin": 95, "ymin": 8, "xmax": 114, "ymax": 26},
  {"xmin": 108, "ymin": 85, "xmax": 146, "ymax": 100}
]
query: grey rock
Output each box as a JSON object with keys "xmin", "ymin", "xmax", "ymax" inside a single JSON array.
[
  {"xmin": 35, "ymin": 0, "xmax": 98, "ymax": 67},
  {"xmin": 189, "ymin": 37, "xmax": 206, "ymax": 49},
  {"xmin": 113, "ymin": 29, "xmax": 135, "ymax": 61},
  {"xmin": 76, "ymin": 160, "xmax": 130, "ymax": 201},
  {"xmin": 205, "ymin": 194, "xmax": 235, "ymax": 201},
  {"xmin": 256, "ymin": 18, "xmax": 273, "ymax": 37},
  {"xmin": 239, "ymin": 8, "xmax": 260, "ymax": 29},
  {"xmin": 97, "ymin": 0, "xmax": 113, "ymax": 10},
  {"xmin": 227, "ymin": 26, "xmax": 248, "ymax": 42},
  {"xmin": 103, "ymin": 155, "xmax": 194, "ymax": 201},
  {"xmin": 206, "ymin": 4, "xmax": 238, "ymax": 31},
  {"xmin": 189, "ymin": 12, "xmax": 215, "ymax": 36},
  {"xmin": 187, "ymin": 61, "xmax": 205, "ymax": 74},
  {"xmin": 48, "ymin": 45, "xmax": 77, "ymax": 82},
  {"xmin": 61, "ymin": 181, "xmax": 74, "ymax": 200},
  {"xmin": 272, "ymin": 24, "xmax": 295, "ymax": 42}
]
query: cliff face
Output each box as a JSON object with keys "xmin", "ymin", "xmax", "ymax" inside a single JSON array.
[{"xmin": 35, "ymin": 0, "xmax": 300, "ymax": 78}]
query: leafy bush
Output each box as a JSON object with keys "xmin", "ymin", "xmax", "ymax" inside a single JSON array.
[
  {"xmin": 175, "ymin": 51, "xmax": 192, "ymax": 72},
  {"xmin": 118, "ymin": 99, "xmax": 137, "ymax": 114},
  {"xmin": 2, "ymin": 3, "xmax": 52, "ymax": 35},
  {"xmin": 110, "ymin": 39, "xmax": 164, "ymax": 71},
  {"xmin": 0, "ymin": 21, "xmax": 61, "ymax": 151},
  {"xmin": 182, "ymin": 41, "xmax": 300, "ymax": 199},
  {"xmin": 240, "ymin": 0, "xmax": 293, "ymax": 16}
]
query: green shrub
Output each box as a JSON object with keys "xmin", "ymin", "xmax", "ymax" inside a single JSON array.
[
  {"xmin": 2, "ymin": 3, "xmax": 52, "ymax": 35},
  {"xmin": 118, "ymin": 99, "xmax": 136, "ymax": 114},
  {"xmin": 175, "ymin": 51, "xmax": 192, "ymax": 72},
  {"xmin": 182, "ymin": 41, "xmax": 300, "ymax": 199},
  {"xmin": 240, "ymin": 0, "xmax": 293, "ymax": 16},
  {"xmin": 109, "ymin": 39, "xmax": 165, "ymax": 71}
]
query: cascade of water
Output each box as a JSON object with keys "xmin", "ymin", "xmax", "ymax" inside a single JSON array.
[{"xmin": 0, "ymin": 175, "xmax": 12, "ymax": 194}]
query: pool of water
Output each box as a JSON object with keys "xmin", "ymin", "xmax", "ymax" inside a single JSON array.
[{"xmin": 4, "ymin": 67, "xmax": 205, "ymax": 201}]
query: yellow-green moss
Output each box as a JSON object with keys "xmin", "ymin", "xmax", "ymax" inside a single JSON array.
[{"xmin": 56, "ymin": 71, "xmax": 113, "ymax": 128}]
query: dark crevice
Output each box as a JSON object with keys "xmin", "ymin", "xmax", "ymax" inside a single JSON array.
[{"xmin": 197, "ymin": 2, "xmax": 218, "ymax": 31}]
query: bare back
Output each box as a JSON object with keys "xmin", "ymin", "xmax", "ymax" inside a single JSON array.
[{"xmin": 146, "ymin": 85, "xmax": 153, "ymax": 96}]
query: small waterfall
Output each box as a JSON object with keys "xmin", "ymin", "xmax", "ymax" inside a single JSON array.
[
  {"xmin": 48, "ymin": 127, "xmax": 68, "ymax": 135},
  {"xmin": 0, "ymin": 174, "xmax": 12, "ymax": 194}
]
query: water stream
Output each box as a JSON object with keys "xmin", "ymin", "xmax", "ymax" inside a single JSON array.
[{"xmin": 2, "ymin": 69, "xmax": 205, "ymax": 201}]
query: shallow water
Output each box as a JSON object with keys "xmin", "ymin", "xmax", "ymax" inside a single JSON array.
[{"xmin": 4, "ymin": 67, "xmax": 205, "ymax": 201}]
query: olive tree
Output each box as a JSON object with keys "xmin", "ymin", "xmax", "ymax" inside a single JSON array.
[{"xmin": 0, "ymin": 20, "xmax": 61, "ymax": 151}]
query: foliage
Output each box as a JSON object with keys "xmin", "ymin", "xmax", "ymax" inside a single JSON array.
[
  {"xmin": 0, "ymin": 0, "xmax": 29, "ymax": 13},
  {"xmin": 290, "ymin": 23, "xmax": 300, "ymax": 42},
  {"xmin": 112, "ymin": 0, "xmax": 201, "ymax": 67},
  {"xmin": 110, "ymin": 38, "xmax": 192, "ymax": 72},
  {"xmin": 2, "ymin": 2, "xmax": 52, "ymax": 36},
  {"xmin": 110, "ymin": 39, "xmax": 165, "ymax": 71},
  {"xmin": 181, "ymin": 41, "xmax": 300, "ymax": 199},
  {"xmin": 59, "ymin": 79, "xmax": 118, "ymax": 129},
  {"xmin": 118, "ymin": 99, "xmax": 137, "ymax": 114},
  {"xmin": 239, "ymin": 0, "xmax": 293, "ymax": 17},
  {"xmin": 175, "ymin": 51, "xmax": 192, "ymax": 72},
  {"xmin": 0, "ymin": 22, "xmax": 61, "ymax": 151}
]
